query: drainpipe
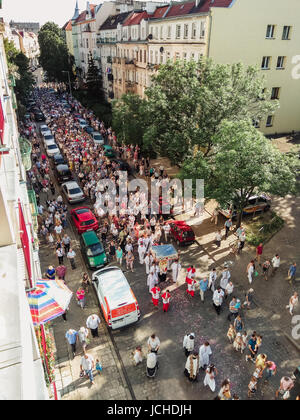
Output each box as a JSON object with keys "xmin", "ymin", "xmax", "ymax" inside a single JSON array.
[{"xmin": 207, "ymin": 11, "xmax": 213, "ymax": 58}]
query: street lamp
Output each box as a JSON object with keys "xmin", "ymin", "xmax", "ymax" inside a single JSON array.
[{"xmin": 62, "ymin": 70, "xmax": 72, "ymax": 96}]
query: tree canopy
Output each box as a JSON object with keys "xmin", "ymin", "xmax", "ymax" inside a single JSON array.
[
  {"xmin": 85, "ymin": 52, "xmax": 104, "ymax": 101},
  {"xmin": 181, "ymin": 119, "xmax": 299, "ymax": 225},
  {"xmin": 38, "ymin": 22, "xmax": 74, "ymax": 83},
  {"xmin": 4, "ymin": 38, "xmax": 34, "ymax": 103}
]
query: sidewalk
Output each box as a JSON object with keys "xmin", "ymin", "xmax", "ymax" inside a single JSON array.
[{"xmin": 38, "ymin": 206, "xmax": 131, "ymax": 400}]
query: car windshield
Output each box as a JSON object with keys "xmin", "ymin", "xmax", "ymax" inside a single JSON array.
[
  {"xmin": 94, "ymin": 135, "xmax": 102, "ymax": 140},
  {"xmin": 69, "ymin": 187, "xmax": 81, "ymax": 195},
  {"xmin": 87, "ymin": 243, "xmax": 104, "ymax": 257},
  {"xmin": 45, "ymin": 135, "xmax": 54, "ymax": 140},
  {"xmin": 48, "ymin": 144, "xmax": 58, "ymax": 149},
  {"xmin": 182, "ymin": 231, "xmax": 193, "ymax": 239},
  {"xmin": 76, "ymin": 209, "xmax": 89, "ymax": 215},
  {"xmin": 81, "ymin": 220, "xmax": 95, "ymax": 226}
]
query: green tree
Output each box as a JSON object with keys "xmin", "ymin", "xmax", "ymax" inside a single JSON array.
[
  {"xmin": 38, "ymin": 21, "xmax": 74, "ymax": 83},
  {"xmin": 4, "ymin": 38, "xmax": 34, "ymax": 102},
  {"xmin": 144, "ymin": 59, "xmax": 278, "ymax": 165},
  {"xmin": 112, "ymin": 93, "xmax": 149, "ymax": 151},
  {"xmin": 182, "ymin": 120, "xmax": 299, "ymax": 227},
  {"xmin": 85, "ymin": 52, "xmax": 104, "ymax": 101}
]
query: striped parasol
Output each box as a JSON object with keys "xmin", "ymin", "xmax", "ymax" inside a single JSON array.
[{"xmin": 27, "ymin": 279, "xmax": 73, "ymax": 326}]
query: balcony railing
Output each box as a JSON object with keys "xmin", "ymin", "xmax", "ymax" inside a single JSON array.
[{"xmin": 97, "ymin": 37, "xmax": 117, "ymax": 44}]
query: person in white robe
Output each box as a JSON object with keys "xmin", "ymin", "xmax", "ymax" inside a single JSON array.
[
  {"xmin": 208, "ymin": 268, "xmax": 217, "ymax": 292},
  {"xmin": 183, "ymin": 333, "xmax": 195, "ymax": 357},
  {"xmin": 184, "ymin": 352, "xmax": 200, "ymax": 382},
  {"xmin": 220, "ymin": 267, "xmax": 231, "ymax": 290},
  {"xmin": 138, "ymin": 242, "xmax": 146, "ymax": 264},
  {"xmin": 171, "ymin": 259, "xmax": 182, "ymax": 283},
  {"xmin": 147, "ymin": 272, "xmax": 156, "ymax": 293},
  {"xmin": 144, "ymin": 252, "xmax": 151, "ymax": 274},
  {"xmin": 199, "ymin": 342, "xmax": 212, "ymax": 369},
  {"xmin": 204, "ymin": 365, "xmax": 218, "ymax": 392}
]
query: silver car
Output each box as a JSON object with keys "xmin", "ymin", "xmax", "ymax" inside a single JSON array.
[
  {"xmin": 45, "ymin": 142, "xmax": 60, "ymax": 157},
  {"xmin": 92, "ymin": 131, "xmax": 104, "ymax": 145},
  {"xmin": 61, "ymin": 181, "xmax": 85, "ymax": 204}
]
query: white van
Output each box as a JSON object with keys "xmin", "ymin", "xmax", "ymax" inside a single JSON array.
[{"xmin": 92, "ymin": 266, "xmax": 140, "ymax": 329}]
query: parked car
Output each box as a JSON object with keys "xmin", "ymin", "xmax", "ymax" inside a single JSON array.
[
  {"xmin": 218, "ymin": 194, "xmax": 271, "ymax": 219},
  {"xmin": 92, "ymin": 131, "xmax": 104, "ymax": 145},
  {"xmin": 42, "ymin": 129, "xmax": 52, "ymax": 138},
  {"xmin": 54, "ymin": 164, "xmax": 73, "ymax": 184},
  {"xmin": 70, "ymin": 206, "xmax": 98, "ymax": 234},
  {"xmin": 78, "ymin": 118, "xmax": 88, "ymax": 129},
  {"xmin": 34, "ymin": 111, "xmax": 45, "ymax": 122},
  {"xmin": 103, "ymin": 144, "xmax": 115, "ymax": 158},
  {"xmin": 53, "ymin": 153, "xmax": 66, "ymax": 166},
  {"xmin": 167, "ymin": 220, "xmax": 195, "ymax": 246},
  {"xmin": 80, "ymin": 230, "xmax": 107, "ymax": 270},
  {"xmin": 92, "ymin": 266, "xmax": 140, "ymax": 329},
  {"xmin": 45, "ymin": 142, "xmax": 60, "ymax": 157},
  {"xmin": 61, "ymin": 181, "xmax": 85, "ymax": 204},
  {"xmin": 43, "ymin": 134, "xmax": 55, "ymax": 145},
  {"xmin": 40, "ymin": 124, "xmax": 49, "ymax": 134},
  {"xmin": 84, "ymin": 125, "xmax": 94, "ymax": 134}
]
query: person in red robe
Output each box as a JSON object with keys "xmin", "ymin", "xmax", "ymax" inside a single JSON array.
[
  {"xmin": 186, "ymin": 265, "xmax": 196, "ymax": 284},
  {"xmin": 151, "ymin": 286, "xmax": 160, "ymax": 308},
  {"xmin": 162, "ymin": 290, "xmax": 171, "ymax": 312},
  {"xmin": 187, "ymin": 278, "xmax": 196, "ymax": 297}
]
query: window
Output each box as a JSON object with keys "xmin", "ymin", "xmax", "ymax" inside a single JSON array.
[
  {"xmin": 266, "ymin": 25, "xmax": 275, "ymax": 38},
  {"xmin": 142, "ymin": 28, "xmax": 145, "ymax": 39},
  {"xmin": 252, "ymin": 119, "xmax": 260, "ymax": 128},
  {"xmin": 144, "ymin": 50, "xmax": 146, "ymax": 63},
  {"xmin": 176, "ymin": 25, "xmax": 181, "ymax": 39},
  {"xmin": 155, "ymin": 27, "xmax": 158, "ymax": 40},
  {"xmin": 192, "ymin": 23, "xmax": 196, "ymax": 39},
  {"xmin": 282, "ymin": 26, "xmax": 291, "ymax": 40},
  {"xmin": 167, "ymin": 51, "xmax": 170, "ymax": 61},
  {"xmin": 160, "ymin": 26, "xmax": 163, "ymax": 40},
  {"xmin": 266, "ymin": 115, "xmax": 274, "ymax": 127},
  {"xmin": 155, "ymin": 51, "xmax": 158, "ymax": 64},
  {"xmin": 184, "ymin": 24, "xmax": 189, "ymax": 39},
  {"xmin": 150, "ymin": 50, "xmax": 153, "ymax": 64},
  {"xmin": 150, "ymin": 26, "xmax": 154, "ymax": 36},
  {"xmin": 175, "ymin": 52, "xmax": 180, "ymax": 61},
  {"xmin": 261, "ymin": 56, "xmax": 271, "ymax": 70},
  {"xmin": 167, "ymin": 26, "xmax": 171, "ymax": 39},
  {"xmin": 183, "ymin": 52, "xmax": 187, "ymax": 61},
  {"xmin": 271, "ymin": 87, "xmax": 280, "ymax": 99},
  {"xmin": 140, "ymin": 50, "xmax": 142, "ymax": 62},
  {"xmin": 200, "ymin": 21, "xmax": 205, "ymax": 38},
  {"xmin": 276, "ymin": 56, "xmax": 285, "ymax": 69}
]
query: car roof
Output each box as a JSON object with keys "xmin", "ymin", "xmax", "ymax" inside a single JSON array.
[
  {"xmin": 56, "ymin": 164, "xmax": 69, "ymax": 171},
  {"xmin": 62, "ymin": 181, "xmax": 80, "ymax": 189},
  {"xmin": 94, "ymin": 267, "xmax": 135, "ymax": 307},
  {"xmin": 81, "ymin": 230, "xmax": 100, "ymax": 246}
]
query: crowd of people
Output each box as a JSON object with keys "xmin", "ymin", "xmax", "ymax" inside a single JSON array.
[{"xmin": 22, "ymin": 84, "xmax": 299, "ymax": 399}]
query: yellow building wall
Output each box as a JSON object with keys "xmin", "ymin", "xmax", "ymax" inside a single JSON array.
[
  {"xmin": 66, "ymin": 30, "xmax": 74, "ymax": 56},
  {"xmin": 208, "ymin": 0, "xmax": 300, "ymax": 135}
]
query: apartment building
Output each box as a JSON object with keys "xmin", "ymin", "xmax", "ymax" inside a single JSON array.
[
  {"xmin": 0, "ymin": 31, "xmax": 48, "ymax": 399},
  {"xmin": 207, "ymin": 0, "xmax": 300, "ymax": 134},
  {"xmin": 62, "ymin": 20, "xmax": 74, "ymax": 56}
]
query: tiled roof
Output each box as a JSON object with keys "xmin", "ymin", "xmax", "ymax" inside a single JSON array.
[
  {"xmin": 62, "ymin": 20, "xmax": 72, "ymax": 31},
  {"xmin": 151, "ymin": 5, "xmax": 169, "ymax": 19},
  {"xmin": 189, "ymin": 0, "xmax": 233, "ymax": 15},
  {"xmin": 75, "ymin": 11, "xmax": 87, "ymax": 23},
  {"xmin": 100, "ymin": 12, "xmax": 133, "ymax": 31},
  {"xmin": 165, "ymin": 2, "xmax": 195, "ymax": 18},
  {"xmin": 123, "ymin": 11, "xmax": 149, "ymax": 27}
]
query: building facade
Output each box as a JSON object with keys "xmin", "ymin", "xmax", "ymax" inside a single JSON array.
[
  {"xmin": 0, "ymin": 30, "xmax": 48, "ymax": 400},
  {"xmin": 207, "ymin": 0, "xmax": 300, "ymax": 135},
  {"xmin": 62, "ymin": 20, "xmax": 74, "ymax": 56}
]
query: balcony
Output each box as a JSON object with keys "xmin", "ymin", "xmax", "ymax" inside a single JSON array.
[{"xmin": 97, "ymin": 37, "xmax": 117, "ymax": 45}]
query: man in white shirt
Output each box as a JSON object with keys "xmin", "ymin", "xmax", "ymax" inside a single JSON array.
[
  {"xmin": 80, "ymin": 353, "xmax": 95, "ymax": 385},
  {"xmin": 147, "ymin": 334, "xmax": 160, "ymax": 353},
  {"xmin": 54, "ymin": 223, "xmax": 63, "ymax": 240},
  {"xmin": 213, "ymin": 287, "xmax": 224, "ymax": 315},
  {"xmin": 86, "ymin": 314, "xmax": 101, "ymax": 338},
  {"xmin": 67, "ymin": 248, "xmax": 76, "ymax": 269},
  {"xmin": 163, "ymin": 223, "xmax": 171, "ymax": 242},
  {"xmin": 208, "ymin": 268, "xmax": 217, "ymax": 292},
  {"xmin": 271, "ymin": 254, "xmax": 280, "ymax": 276}
]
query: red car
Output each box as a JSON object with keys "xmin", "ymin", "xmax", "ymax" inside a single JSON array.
[
  {"xmin": 167, "ymin": 220, "xmax": 195, "ymax": 246},
  {"xmin": 70, "ymin": 207, "xmax": 99, "ymax": 234}
]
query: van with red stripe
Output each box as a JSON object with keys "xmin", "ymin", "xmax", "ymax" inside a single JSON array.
[{"xmin": 92, "ymin": 266, "xmax": 140, "ymax": 329}]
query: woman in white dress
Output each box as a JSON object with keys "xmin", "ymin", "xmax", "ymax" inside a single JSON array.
[
  {"xmin": 204, "ymin": 364, "xmax": 218, "ymax": 392},
  {"xmin": 199, "ymin": 341, "xmax": 212, "ymax": 369}
]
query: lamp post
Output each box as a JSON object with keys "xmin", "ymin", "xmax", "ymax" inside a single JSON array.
[{"xmin": 62, "ymin": 70, "xmax": 72, "ymax": 96}]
